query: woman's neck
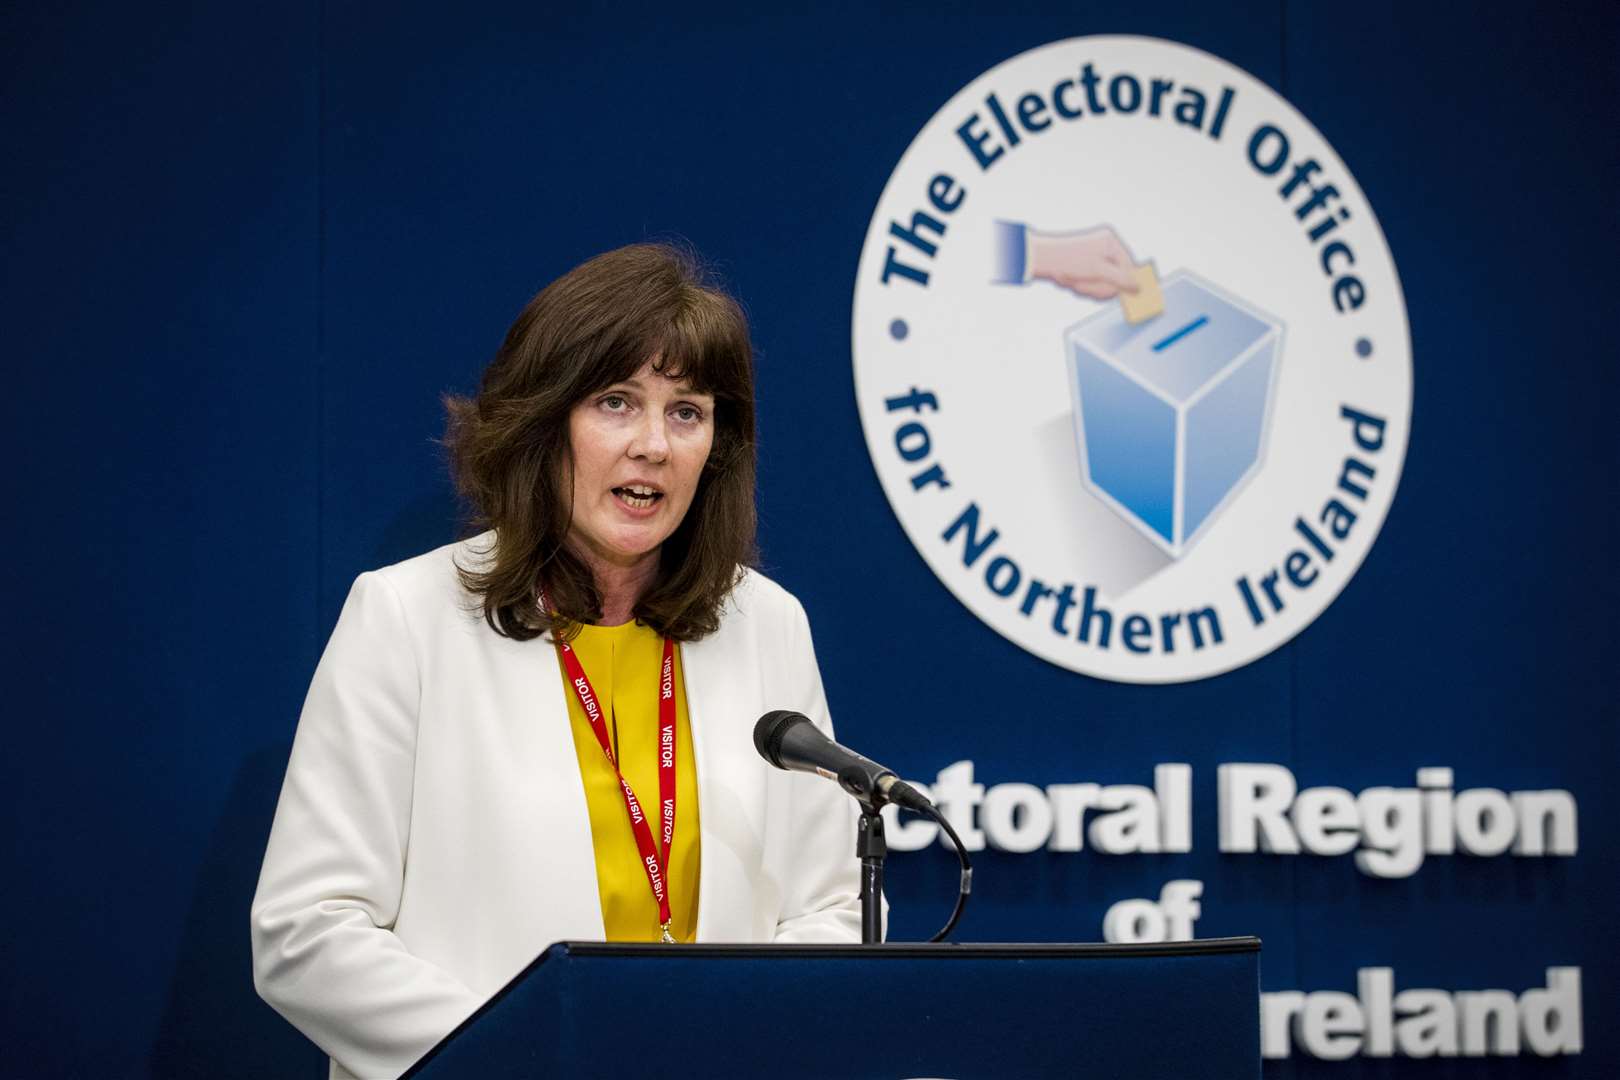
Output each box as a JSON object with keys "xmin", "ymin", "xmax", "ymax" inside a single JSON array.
[{"xmin": 580, "ymin": 550, "xmax": 660, "ymax": 626}]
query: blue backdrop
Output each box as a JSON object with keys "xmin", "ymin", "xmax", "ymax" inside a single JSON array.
[{"xmin": 2, "ymin": 1, "xmax": 1614, "ymax": 1076}]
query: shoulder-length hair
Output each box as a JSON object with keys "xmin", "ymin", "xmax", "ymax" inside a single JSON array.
[{"xmin": 443, "ymin": 242, "xmax": 757, "ymax": 642}]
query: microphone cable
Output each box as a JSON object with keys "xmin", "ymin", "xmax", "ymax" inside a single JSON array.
[{"xmin": 913, "ymin": 802, "xmax": 972, "ymax": 943}]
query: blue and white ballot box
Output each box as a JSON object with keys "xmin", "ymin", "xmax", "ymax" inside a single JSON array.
[{"xmin": 1067, "ymin": 271, "xmax": 1283, "ymax": 558}]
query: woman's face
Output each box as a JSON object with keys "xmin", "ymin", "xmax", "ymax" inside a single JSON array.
[{"xmin": 565, "ymin": 359, "xmax": 716, "ymax": 573}]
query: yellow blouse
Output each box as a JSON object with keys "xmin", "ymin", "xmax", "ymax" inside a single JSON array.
[{"xmin": 561, "ymin": 620, "xmax": 701, "ymax": 942}]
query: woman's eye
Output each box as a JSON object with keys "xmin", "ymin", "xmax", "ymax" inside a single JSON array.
[
  {"xmin": 673, "ymin": 404, "xmax": 705, "ymax": 423},
  {"xmin": 601, "ymin": 394, "xmax": 628, "ymax": 412}
]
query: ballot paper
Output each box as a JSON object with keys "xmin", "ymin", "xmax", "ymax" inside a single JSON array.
[{"xmin": 1120, "ymin": 261, "xmax": 1166, "ymax": 324}]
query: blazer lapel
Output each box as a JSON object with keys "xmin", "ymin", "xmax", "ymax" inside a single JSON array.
[
  {"xmin": 683, "ymin": 631, "xmax": 770, "ymax": 942},
  {"xmin": 515, "ymin": 636, "xmax": 607, "ymax": 942}
]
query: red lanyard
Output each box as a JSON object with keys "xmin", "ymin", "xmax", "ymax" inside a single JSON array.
[{"xmin": 544, "ymin": 591, "xmax": 679, "ymax": 942}]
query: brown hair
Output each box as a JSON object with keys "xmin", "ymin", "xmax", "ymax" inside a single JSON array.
[{"xmin": 443, "ymin": 242, "xmax": 757, "ymax": 642}]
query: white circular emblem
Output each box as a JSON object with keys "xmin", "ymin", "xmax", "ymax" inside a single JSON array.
[{"xmin": 852, "ymin": 36, "xmax": 1412, "ymax": 683}]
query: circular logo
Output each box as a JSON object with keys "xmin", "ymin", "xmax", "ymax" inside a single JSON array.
[{"xmin": 852, "ymin": 36, "xmax": 1411, "ymax": 684}]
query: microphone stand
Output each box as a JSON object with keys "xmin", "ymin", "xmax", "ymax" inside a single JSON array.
[{"xmin": 856, "ymin": 800, "xmax": 886, "ymax": 944}]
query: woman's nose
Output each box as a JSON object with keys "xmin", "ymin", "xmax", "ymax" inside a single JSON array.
[{"xmin": 629, "ymin": 413, "xmax": 670, "ymax": 462}]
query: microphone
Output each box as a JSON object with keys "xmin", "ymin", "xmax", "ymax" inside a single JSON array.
[{"xmin": 753, "ymin": 710, "xmax": 933, "ymax": 811}]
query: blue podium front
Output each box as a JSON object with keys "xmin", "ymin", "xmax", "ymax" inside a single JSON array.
[{"xmin": 404, "ymin": 938, "xmax": 1261, "ymax": 1079}]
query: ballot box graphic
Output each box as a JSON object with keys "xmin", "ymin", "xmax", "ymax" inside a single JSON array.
[{"xmin": 1066, "ymin": 270, "xmax": 1284, "ymax": 558}]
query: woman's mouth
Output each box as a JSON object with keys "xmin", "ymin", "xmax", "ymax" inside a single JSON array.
[{"xmin": 613, "ymin": 485, "xmax": 664, "ymax": 509}]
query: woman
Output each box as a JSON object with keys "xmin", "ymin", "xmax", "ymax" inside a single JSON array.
[{"xmin": 251, "ymin": 244, "xmax": 862, "ymax": 1080}]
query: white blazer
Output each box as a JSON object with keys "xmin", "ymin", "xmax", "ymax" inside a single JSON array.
[{"xmin": 250, "ymin": 536, "xmax": 862, "ymax": 1079}]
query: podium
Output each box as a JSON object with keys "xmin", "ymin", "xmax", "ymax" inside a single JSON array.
[{"xmin": 403, "ymin": 937, "xmax": 1261, "ymax": 1078}]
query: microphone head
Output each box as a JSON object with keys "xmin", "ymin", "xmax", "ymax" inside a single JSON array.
[{"xmin": 753, "ymin": 710, "xmax": 809, "ymax": 769}]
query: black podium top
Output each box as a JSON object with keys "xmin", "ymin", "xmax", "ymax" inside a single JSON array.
[{"xmin": 406, "ymin": 937, "xmax": 1262, "ymax": 1079}]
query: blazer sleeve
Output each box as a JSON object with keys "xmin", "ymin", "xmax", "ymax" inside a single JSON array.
[
  {"xmin": 767, "ymin": 593, "xmax": 869, "ymax": 943},
  {"xmin": 250, "ymin": 572, "xmax": 481, "ymax": 1079}
]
